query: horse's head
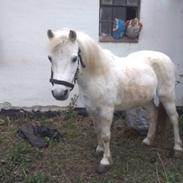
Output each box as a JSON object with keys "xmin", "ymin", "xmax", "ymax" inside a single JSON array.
[{"xmin": 47, "ymin": 29, "xmax": 82, "ymax": 101}]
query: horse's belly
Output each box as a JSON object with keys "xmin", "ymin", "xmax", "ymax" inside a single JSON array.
[
  {"xmin": 115, "ymin": 69, "xmax": 157, "ymax": 110},
  {"xmin": 116, "ymin": 85, "xmax": 155, "ymax": 110}
]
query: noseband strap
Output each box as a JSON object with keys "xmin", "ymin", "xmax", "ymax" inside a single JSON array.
[
  {"xmin": 50, "ymin": 78, "xmax": 74, "ymax": 90},
  {"xmin": 50, "ymin": 49, "xmax": 84, "ymax": 91}
]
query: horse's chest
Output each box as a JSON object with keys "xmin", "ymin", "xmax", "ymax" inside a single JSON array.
[{"xmin": 79, "ymin": 78, "xmax": 115, "ymax": 109}]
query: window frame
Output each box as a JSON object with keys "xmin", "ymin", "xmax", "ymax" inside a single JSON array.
[{"xmin": 99, "ymin": 0, "xmax": 141, "ymax": 43}]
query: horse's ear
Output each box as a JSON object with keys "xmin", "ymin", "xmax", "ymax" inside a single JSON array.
[
  {"xmin": 47, "ymin": 29, "xmax": 54, "ymax": 39},
  {"xmin": 69, "ymin": 30, "xmax": 77, "ymax": 42}
]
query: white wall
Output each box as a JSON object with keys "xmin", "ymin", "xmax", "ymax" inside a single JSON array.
[{"xmin": 0, "ymin": 0, "xmax": 183, "ymax": 110}]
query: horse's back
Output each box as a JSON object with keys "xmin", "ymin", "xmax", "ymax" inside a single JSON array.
[
  {"xmin": 127, "ymin": 50, "xmax": 176, "ymax": 98},
  {"xmin": 127, "ymin": 50, "xmax": 173, "ymax": 68}
]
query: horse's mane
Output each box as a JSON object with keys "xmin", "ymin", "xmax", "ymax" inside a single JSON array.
[{"xmin": 49, "ymin": 29, "xmax": 110, "ymax": 76}]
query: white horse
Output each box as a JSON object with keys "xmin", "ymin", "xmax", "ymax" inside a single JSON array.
[{"xmin": 47, "ymin": 29, "xmax": 182, "ymax": 173}]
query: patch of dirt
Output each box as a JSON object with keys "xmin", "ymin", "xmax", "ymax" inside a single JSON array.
[{"xmin": 0, "ymin": 110, "xmax": 183, "ymax": 183}]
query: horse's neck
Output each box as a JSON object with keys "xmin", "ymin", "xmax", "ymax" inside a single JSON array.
[{"xmin": 77, "ymin": 35, "xmax": 110, "ymax": 78}]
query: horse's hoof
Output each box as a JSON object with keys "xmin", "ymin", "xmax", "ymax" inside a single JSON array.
[
  {"xmin": 167, "ymin": 149, "xmax": 175, "ymax": 158},
  {"xmin": 174, "ymin": 150, "xmax": 182, "ymax": 158},
  {"xmin": 96, "ymin": 164, "xmax": 111, "ymax": 174}
]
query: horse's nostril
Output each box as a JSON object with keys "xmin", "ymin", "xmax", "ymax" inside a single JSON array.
[{"xmin": 64, "ymin": 89, "xmax": 68, "ymax": 96}]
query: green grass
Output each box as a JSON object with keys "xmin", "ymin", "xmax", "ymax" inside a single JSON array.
[
  {"xmin": 64, "ymin": 109, "xmax": 77, "ymax": 122},
  {"xmin": 166, "ymin": 172, "xmax": 181, "ymax": 183},
  {"xmin": 75, "ymin": 179, "xmax": 117, "ymax": 183},
  {"xmin": 24, "ymin": 172, "xmax": 49, "ymax": 183},
  {"xmin": 0, "ymin": 143, "xmax": 32, "ymax": 182},
  {"xmin": 0, "ymin": 110, "xmax": 183, "ymax": 183},
  {"xmin": 8, "ymin": 143, "xmax": 32, "ymax": 165}
]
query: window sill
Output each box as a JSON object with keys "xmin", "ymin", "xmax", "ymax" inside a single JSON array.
[{"xmin": 99, "ymin": 35, "xmax": 139, "ymax": 43}]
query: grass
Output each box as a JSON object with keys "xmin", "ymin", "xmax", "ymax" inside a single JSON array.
[
  {"xmin": 0, "ymin": 142, "xmax": 34, "ymax": 182},
  {"xmin": 8, "ymin": 143, "xmax": 32, "ymax": 165},
  {"xmin": 166, "ymin": 170, "xmax": 182, "ymax": 183},
  {"xmin": 24, "ymin": 172, "xmax": 49, "ymax": 183},
  {"xmin": 0, "ymin": 110, "xmax": 183, "ymax": 182}
]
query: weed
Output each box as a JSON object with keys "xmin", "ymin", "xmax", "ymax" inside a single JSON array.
[
  {"xmin": 64, "ymin": 95, "xmax": 78, "ymax": 121},
  {"xmin": 69, "ymin": 94, "xmax": 79, "ymax": 109}
]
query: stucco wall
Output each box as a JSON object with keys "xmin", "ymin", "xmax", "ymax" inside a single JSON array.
[{"xmin": 0, "ymin": 0, "xmax": 183, "ymax": 110}]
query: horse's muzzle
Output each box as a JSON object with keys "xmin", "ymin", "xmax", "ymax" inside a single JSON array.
[{"xmin": 51, "ymin": 89, "xmax": 69, "ymax": 100}]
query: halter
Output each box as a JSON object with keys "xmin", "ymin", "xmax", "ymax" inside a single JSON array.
[{"xmin": 49, "ymin": 49, "xmax": 85, "ymax": 91}]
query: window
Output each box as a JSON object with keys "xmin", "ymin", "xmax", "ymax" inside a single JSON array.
[{"xmin": 99, "ymin": 0, "xmax": 141, "ymax": 42}]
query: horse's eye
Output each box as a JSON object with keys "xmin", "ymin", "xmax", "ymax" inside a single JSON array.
[
  {"xmin": 48, "ymin": 56, "xmax": 52, "ymax": 62},
  {"xmin": 72, "ymin": 56, "xmax": 78, "ymax": 63}
]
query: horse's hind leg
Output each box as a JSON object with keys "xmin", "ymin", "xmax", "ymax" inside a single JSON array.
[
  {"xmin": 142, "ymin": 102, "xmax": 158, "ymax": 145},
  {"xmin": 160, "ymin": 96, "xmax": 182, "ymax": 151}
]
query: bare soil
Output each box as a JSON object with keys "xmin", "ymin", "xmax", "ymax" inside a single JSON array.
[{"xmin": 0, "ymin": 109, "xmax": 183, "ymax": 183}]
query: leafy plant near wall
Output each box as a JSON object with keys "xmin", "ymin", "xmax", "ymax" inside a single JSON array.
[
  {"xmin": 63, "ymin": 94, "xmax": 79, "ymax": 122},
  {"xmin": 69, "ymin": 94, "xmax": 79, "ymax": 110}
]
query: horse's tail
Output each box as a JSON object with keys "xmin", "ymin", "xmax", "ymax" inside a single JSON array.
[{"xmin": 152, "ymin": 54, "xmax": 177, "ymax": 142}]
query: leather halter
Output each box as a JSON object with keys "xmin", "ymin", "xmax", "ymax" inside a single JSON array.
[{"xmin": 49, "ymin": 49, "xmax": 85, "ymax": 91}]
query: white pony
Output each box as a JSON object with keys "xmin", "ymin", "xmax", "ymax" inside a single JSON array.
[{"xmin": 47, "ymin": 29, "xmax": 182, "ymax": 173}]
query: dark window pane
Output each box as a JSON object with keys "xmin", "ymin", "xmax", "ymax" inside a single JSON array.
[
  {"xmin": 100, "ymin": 7, "xmax": 112, "ymax": 21},
  {"xmin": 126, "ymin": 7, "xmax": 137, "ymax": 20},
  {"xmin": 101, "ymin": 0, "xmax": 113, "ymax": 5},
  {"xmin": 113, "ymin": 0, "xmax": 126, "ymax": 6},
  {"xmin": 127, "ymin": 0, "xmax": 139, "ymax": 6},
  {"xmin": 100, "ymin": 22, "xmax": 112, "ymax": 36},
  {"xmin": 113, "ymin": 7, "xmax": 126, "ymax": 20}
]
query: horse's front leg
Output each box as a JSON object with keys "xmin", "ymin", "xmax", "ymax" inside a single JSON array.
[
  {"xmin": 93, "ymin": 119, "xmax": 104, "ymax": 156},
  {"xmin": 95, "ymin": 107, "xmax": 114, "ymax": 174}
]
